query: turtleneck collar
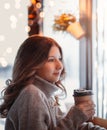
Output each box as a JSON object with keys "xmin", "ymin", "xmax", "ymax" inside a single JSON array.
[{"xmin": 34, "ymin": 75, "xmax": 59, "ymax": 98}]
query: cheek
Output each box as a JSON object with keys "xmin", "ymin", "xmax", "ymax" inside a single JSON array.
[
  {"xmin": 36, "ymin": 65, "xmax": 53, "ymax": 77},
  {"xmin": 43, "ymin": 65, "xmax": 53, "ymax": 74}
]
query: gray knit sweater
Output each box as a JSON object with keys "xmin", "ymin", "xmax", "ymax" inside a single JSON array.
[{"xmin": 5, "ymin": 76, "xmax": 106, "ymax": 130}]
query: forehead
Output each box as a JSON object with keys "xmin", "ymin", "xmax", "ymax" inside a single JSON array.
[{"xmin": 48, "ymin": 46, "xmax": 61, "ymax": 56}]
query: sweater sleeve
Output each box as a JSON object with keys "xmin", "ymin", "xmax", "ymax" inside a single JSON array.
[
  {"xmin": 55, "ymin": 106, "xmax": 88, "ymax": 130},
  {"xmin": 54, "ymin": 106, "xmax": 107, "ymax": 130},
  {"xmin": 79, "ymin": 122, "xmax": 106, "ymax": 130}
]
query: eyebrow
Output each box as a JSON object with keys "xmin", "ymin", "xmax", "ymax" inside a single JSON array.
[{"xmin": 48, "ymin": 56, "xmax": 62, "ymax": 58}]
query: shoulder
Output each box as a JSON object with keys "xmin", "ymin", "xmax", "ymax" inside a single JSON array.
[
  {"xmin": 7, "ymin": 84, "xmax": 51, "ymax": 126},
  {"xmin": 12, "ymin": 84, "xmax": 48, "ymax": 109},
  {"xmin": 20, "ymin": 84, "xmax": 46, "ymax": 100}
]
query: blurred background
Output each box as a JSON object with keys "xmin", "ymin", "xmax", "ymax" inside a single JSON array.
[{"xmin": 0, "ymin": 0, "xmax": 107, "ymax": 129}]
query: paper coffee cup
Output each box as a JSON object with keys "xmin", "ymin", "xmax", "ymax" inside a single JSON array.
[{"xmin": 73, "ymin": 89, "xmax": 93, "ymax": 105}]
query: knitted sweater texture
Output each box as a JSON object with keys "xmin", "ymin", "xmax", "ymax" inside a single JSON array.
[{"xmin": 5, "ymin": 76, "xmax": 106, "ymax": 130}]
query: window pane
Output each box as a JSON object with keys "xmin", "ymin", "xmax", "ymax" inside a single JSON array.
[{"xmin": 92, "ymin": 0, "xmax": 107, "ymax": 118}]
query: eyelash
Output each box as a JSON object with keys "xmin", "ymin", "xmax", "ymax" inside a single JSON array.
[
  {"xmin": 48, "ymin": 58, "xmax": 62, "ymax": 62},
  {"xmin": 59, "ymin": 58, "xmax": 62, "ymax": 61}
]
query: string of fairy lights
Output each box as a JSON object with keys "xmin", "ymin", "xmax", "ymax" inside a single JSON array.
[
  {"xmin": 0, "ymin": 0, "xmax": 78, "ymax": 69},
  {"xmin": 0, "ymin": 0, "xmax": 43, "ymax": 68},
  {"xmin": 0, "ymin": 0, "xmax": 28, "ymax": 68}
]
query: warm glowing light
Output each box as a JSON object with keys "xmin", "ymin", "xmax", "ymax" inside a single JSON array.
[
  {"xmin": 39, "ymin": 11, "xmax": 44, "ymax": 18},
  {"xmin": 0, "ymin": 57, "xmax": 8, "ymax": 67},
  {"xmin": 10, "ymin": 15, "xmax": 17, "ymax": 23},
  {"xmin": 25, "ymin": 26, "xmax": 31, "ymax": 33},
  {"xmin": 10, "ymin": 15, "xmax": 17, "ymax": 29},
  {"xmin": 36, "ymin": 3, "xmax": 41, "ymax": 9},
  {"xmin": 31, "ymin": 0, "xmax": 36, "ymax": 4},
  {"xmin": 0, "ymin": 35, "xmax": 5, "ymax": 42},
  {"xmin": 14, "ymin": 0, "xmax": 21, "ymax": 9},
  {"xmin": 4, "ymin": 3, "xmax": 10, "ymax": 10},
  {"xmin": 6, "ymin": 48, "xmax": 12, "ymax": 54},
  {"xmin": 49, "ymin": 0, "xmax": 54, "ymax": 7}
]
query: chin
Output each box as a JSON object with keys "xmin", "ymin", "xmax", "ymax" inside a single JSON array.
[
  {"xmin": 48, "ymin": 76, "xmax": 60, "ymax": 83},
  {"xmin": 53, "ymin": 78, "xmax": 59, "ymax": 83},
  {"xmin": 48, "ymin": 79, "xmax": 58, "ymax": 84}
]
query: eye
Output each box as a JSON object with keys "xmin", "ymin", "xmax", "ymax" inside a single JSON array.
[
  {"xmin": 47, "ymin": 56, "xmax": 62, "ymax": 62},
  {"xmin": 48, "ymin": 57, "xmax": 55, "ymax": 62},
  {"xmin": 59, "ymin": 57, "xmax": 62, "ymax": 61}
]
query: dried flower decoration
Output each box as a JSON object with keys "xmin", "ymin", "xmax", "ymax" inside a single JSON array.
[
  {"xmin": 53, "ymin": 13, "xmax": 85, "ymax": 39},
  {"xmin": 53, "ymin": 13, "xmax": 76, "ymax": 31}
]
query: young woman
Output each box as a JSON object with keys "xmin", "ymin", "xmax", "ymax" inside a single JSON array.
[{"xmin": 0, "ymin": 35, "xmax": 105, "ymax": 130}]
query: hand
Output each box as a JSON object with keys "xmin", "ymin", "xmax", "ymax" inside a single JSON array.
[{"xmin": 76, "ymin": 100, "xmax": 95, "ymax": 120}]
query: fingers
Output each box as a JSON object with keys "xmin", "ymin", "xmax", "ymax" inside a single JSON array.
[{"xmin": 76, "ymin": 101, "xmax": 96, "ymax": 120}]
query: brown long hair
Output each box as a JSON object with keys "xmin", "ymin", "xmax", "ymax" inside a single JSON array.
[{"xmin": 0, "ymin": 35, "xmax": 66, "ymax": 118}]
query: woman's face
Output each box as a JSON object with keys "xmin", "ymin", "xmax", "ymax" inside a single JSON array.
[{"xmin": 36, "ymin": 46, "xmax": 63, "ymax": 83}]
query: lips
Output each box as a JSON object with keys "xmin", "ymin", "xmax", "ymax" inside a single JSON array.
[{"xmin": 53, "ymin": 72, "xmax": 61, "ymax": 76}]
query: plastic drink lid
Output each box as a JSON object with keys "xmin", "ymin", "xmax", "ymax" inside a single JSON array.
[{"xmin": 73, "ymin": 89, "xmax": 93, "ymax": 97}]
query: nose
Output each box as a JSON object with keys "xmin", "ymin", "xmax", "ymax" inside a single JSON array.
[{"xmin": 56, "ymin": 59, "xmax": 63, "ymax": 70}]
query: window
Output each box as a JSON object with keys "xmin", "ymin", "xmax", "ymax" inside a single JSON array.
[
  {"xmin": 79, "ymin": 0, "xmax": 107, "ymax": 118},
  {"xmin": 92, "ymin": 0, "xmax": 107, "ymax": 118}
]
